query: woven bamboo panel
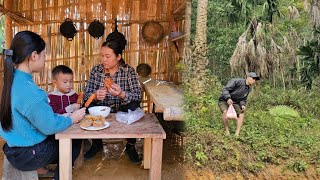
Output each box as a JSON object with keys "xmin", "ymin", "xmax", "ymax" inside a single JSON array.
[{"xmin": 1, "ymin": 0, "xmax": 186, "ymax": 93}]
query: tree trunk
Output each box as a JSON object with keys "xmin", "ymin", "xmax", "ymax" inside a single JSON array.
[
  {"xmin": 191, "ymin": 0, "xmax": 208, "ymax": 95},
  {"xmin": 184, "ymin": 0, "xmax": 192, "ymax": 46},
  {"xmin": 183, "ymin": 0, "xmax": 192, "ymax": 85}
]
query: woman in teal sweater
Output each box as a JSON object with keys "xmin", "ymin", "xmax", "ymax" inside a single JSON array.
[{"xmin": 0, "ymin": 31, "xmax": 86, "ymax": 179}]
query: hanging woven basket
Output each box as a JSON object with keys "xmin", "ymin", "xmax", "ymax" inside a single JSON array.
[{"xmin": 141, "ymin": 20, "xmax": 164, "ymax": 44}]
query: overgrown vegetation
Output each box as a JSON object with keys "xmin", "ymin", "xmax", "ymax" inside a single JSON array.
[
  {"xmin": 185, "ymin": 0, "xmax": 320, "ymax": 177},
  {"xmin": 185, "ymin": 84, "xmax": 320, "ymax": 176}
]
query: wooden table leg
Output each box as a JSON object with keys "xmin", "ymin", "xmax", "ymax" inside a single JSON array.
[
  {"xmin": 143, "ymin": 138, "xmax": 151, "ymax": 169},
  {"xmin": 149, "ymin": 138, "xmax": 163, "ymax": 180},
  {"xmin": 59, "ymin": 138, "xmax": 72, "ymax": 180}
]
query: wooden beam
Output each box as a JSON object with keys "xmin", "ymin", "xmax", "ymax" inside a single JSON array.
[
  {"xmin": 0, "ymin": 5, "xmax": 33, "ymax": 25},
  {"xmin": 173, "ymin": 1, "xmax": 186, "ymax": 15}
]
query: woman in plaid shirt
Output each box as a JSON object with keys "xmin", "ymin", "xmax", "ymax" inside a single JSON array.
[{"xmin": 83, "ymin": 32, "xmax": 142, "ymax": 163}]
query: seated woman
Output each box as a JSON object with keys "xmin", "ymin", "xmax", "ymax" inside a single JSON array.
[
  {"xmin": 83, "ymin": 31, "xmax": 142, "ymax": 164},
  {"xmin": 0, "ymin": 31, "xmax": 86, "ymax": 180}
]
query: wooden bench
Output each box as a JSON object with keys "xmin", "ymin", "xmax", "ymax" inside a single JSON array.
[
  {"xmin": 2, "ymin": 155, "xmax": 38, "ymax": 180},
  {"xmin": 139, "ymin": 77, "xmax": 184, "ymax": 121},
  {"xmin": 55, "ymin": 113, "xmax": 166, "ymax": 180}
]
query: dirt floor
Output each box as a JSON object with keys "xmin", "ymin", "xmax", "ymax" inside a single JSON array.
[{"xmin": 70, "ymin": 130, "xmax": 186, "ymax": 180}]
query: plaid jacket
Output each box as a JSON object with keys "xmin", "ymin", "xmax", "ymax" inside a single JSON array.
[{"xmin": 83, "ymin": 63, "xmax": 142, "ymax": 112}]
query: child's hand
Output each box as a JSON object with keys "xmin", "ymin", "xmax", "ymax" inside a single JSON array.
[{"xmin": 65, "ymin": 103, "xmax": 80, "ymax": 113}]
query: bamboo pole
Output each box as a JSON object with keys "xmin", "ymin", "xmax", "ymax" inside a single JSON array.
[
  {"xmin": 16, "ymin": 18, "xmax": 184, "ymax": 25},
  {"xmin": 4, "ymin": 0, "xmax": 13, "ymax": 48},
  {"xmin": 112, "ymin": 0, "xmax": 119, "ymax": 20}
]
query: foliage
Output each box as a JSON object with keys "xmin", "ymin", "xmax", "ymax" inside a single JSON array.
[
  {"xmin": 289, "ymin": 160, "xmax": 308, "ymax": 172},
  {"xmin": 191, "ymin": 0, "xmax": 312, "ymax": 88},
  {"xmin": 297, "ymin": 28, "xmax": 320, "ymax": 89},
  {"xmin": 185, "ymin": 83, "xmax": 320, "ymax": 176},
  {"xmin": 268, "ymin": 105, "xmax": 300, "ymax": 119}
]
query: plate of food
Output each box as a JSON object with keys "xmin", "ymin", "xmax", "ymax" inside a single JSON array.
[{"xmin": 80, "ymin": 115, "xmax": 110, "ymax": 131}]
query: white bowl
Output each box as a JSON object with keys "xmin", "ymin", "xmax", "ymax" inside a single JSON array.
[{"xmin": 88, "ymin": 106, "xmax": 111, "ymax": 118}]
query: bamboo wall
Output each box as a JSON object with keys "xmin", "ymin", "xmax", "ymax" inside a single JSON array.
[{"xmin": 0, "ymin": 0, "xmax": 186, "ymax": 93}]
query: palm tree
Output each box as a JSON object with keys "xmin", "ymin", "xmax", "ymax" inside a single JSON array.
[
  {"xmin": 182, "ymin": 0, "xmax": 192, "ymax": 85},
  {"xmin": 310, "ymin": 0, "xmax": 320, "ymax": 28},
  {"xmin": 190, "ymin": 0, "xmax": 209, "ymax": 95}
]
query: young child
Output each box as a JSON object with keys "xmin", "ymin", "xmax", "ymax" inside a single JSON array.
[
  {"xmin": 48, "ymin": 65, "xmax": 83, "ymax": 173},
  {"xmin": 48, "ymin": 65, "xmax": 80, "ymax": 115}
]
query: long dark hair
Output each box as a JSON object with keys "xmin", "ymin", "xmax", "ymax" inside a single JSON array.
[
  {"xmin": 0, "ymin": 31, "xmax": 46, "ymax": 131},
  {"xmin": 103, "ymin": 31, "xmax": 127, "ymax": 65}
]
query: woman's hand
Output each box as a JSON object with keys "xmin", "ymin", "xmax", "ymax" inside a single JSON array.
[
  {"xmin": 70, "ymin": 107, "xmax": 86, "ymax": 124},
  {"xmin": 108, "ymin": 84, "xmax": 125, "ymax": 99},
  {"xmin": 95, "ymin": 88, "xmax": 108, "ymax": 100}
]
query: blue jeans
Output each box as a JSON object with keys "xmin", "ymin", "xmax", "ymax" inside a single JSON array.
[{"xmin": 3, "ymin": 135, "xmax": 82, "ymax": 180}]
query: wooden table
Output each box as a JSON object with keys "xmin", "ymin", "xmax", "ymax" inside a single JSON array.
[
  {"xmin": 55, "ymin": 113, "xmax": 166, "ymax": 180},
  {"xmin": 139, "ymin": 77, "xmax": 184, "ymax": 121}
]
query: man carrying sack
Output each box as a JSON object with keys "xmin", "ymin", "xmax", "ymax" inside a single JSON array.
[{"xmin": 218, "ymin": 72, "xmax": 260, "ymax": 136}]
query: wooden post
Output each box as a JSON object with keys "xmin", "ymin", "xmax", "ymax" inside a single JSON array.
[{"xmin": 4, "ymin": 0, "xmax": 13, "ymax": 48}]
